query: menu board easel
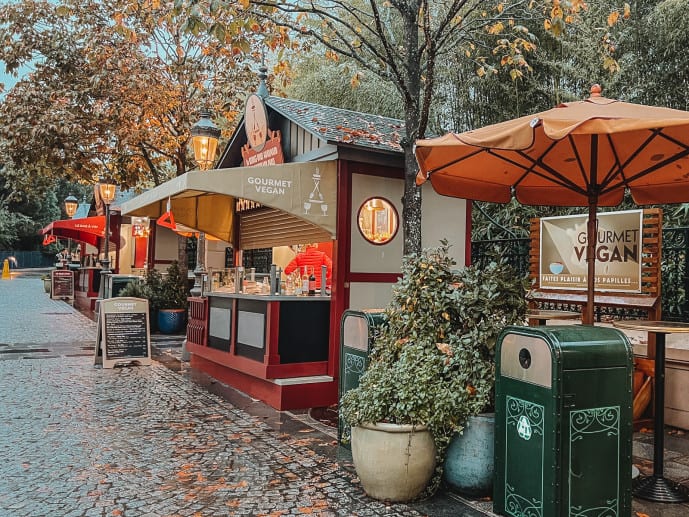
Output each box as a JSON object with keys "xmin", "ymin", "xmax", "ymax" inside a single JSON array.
[
  {"xmin": 95, "ymin": 297, "xmax": 151, "ymax": 368},
  {"xmin": 51, "ymin": 269, "xmax": 74, "ymax": 300}
]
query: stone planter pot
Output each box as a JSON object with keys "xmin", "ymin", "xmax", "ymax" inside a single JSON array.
[
  {"xmin": 351, "ymin": 422, "xmax": 436, "ymax": 502},
  {"xmin": 157, "ymin": 308, "xmax": 187, "ymax": 334},
  {"xmin": 43, "ymin": 278, "xmax": 51, "ymax": 293},
  {"xmin": 443, "ymin": 412, "xmax": 495, "ymax": 496}
]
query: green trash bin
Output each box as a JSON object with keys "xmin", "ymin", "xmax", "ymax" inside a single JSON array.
[
  {"xmin": 338, "ymin": 309, "xmax": 386, "ymax": 447},
  {"xmin": 493, "ymin": 325, "xmax": 633, "ymax": 517}
]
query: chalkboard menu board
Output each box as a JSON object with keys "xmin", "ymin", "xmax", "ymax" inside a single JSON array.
[
  {"xmin": 51, "ymin": 269, "xmax": 74, "ymax": 300},
  {"xmin": 95, "ymin": 297, "xmax": 151, "ymax": 368}
]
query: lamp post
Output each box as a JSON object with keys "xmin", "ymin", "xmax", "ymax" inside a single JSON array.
[
  {"xmin": 189, "ymin": 109, "xmax": 221, "ymax": 296},
  {"xmin": 98, "ymin": 178, "xmax": 117, "ymax": 276},
  {"xmin": 63, "ymin": 194, "xmax": 79, "ymax": 264},
  {"xmin": 64, "ymin": 195, "xmax": 78, "ymax": 218}
]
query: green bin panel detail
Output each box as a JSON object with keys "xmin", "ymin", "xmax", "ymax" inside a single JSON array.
[
  {"xmin": 494, "ymin": 325, "xmax": 633, "ymax": 517},
  {"xmin": 504, "ymin": 396, "xmax": 545, "ymax": 517},
  {"xmin": 338, "ymin": 310, "xmax": 386, "ymax": 447},
  {"xmin": 568, "ymin": 406, "xmax": 620, "ymax": 516},
  {"xmin": 563, "ymin": 366, "xmax": 632, "ymax": 517}
]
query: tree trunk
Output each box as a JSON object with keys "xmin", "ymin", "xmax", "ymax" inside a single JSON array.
[{"xmin": 402, "ymin": 142, "xmax": 422, "ymax": 255}]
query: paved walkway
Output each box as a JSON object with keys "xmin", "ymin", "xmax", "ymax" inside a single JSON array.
[
  {"xmin": 0, "ymin": 274, "xmax": 481, "ymax": 516},
  {"xmin": 2, "ymin": 272, "xmax": 689, "ymax": 516}
]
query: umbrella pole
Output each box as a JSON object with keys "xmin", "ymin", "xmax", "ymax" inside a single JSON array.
[{"xmin": 585, "ymin": 200, "xmax": 598, "ymax": 325}]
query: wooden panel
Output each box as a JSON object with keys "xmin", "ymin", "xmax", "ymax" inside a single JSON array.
[{"xmin": 528, "ymin": 208, "xmax": 662, "ymax": 318}]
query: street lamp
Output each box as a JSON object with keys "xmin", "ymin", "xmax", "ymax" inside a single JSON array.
[
  {"xmin": 190, "ymin": 108, "xmax": 221, "ymax": 171},
  {"xmin": 64, "ymin": 195, "xmax": 78, "ymax": 218},
  {"xmin": 98, "ymin": 178, "xmax": 116, "ymax": 275},
  {"xmin": 189, "ymin": 109, "xmax": 221, "ymax": 296}
]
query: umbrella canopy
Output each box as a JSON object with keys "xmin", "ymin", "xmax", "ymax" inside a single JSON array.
[
  {"xmin": 40, "ymin": 216, "xmax": 119, "ymax": 248},
  {"xmin": 415, "ymin": 85, "xmax": 689, "ymax": 324}
]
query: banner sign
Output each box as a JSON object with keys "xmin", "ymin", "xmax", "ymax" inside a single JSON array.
[{"xmin": 539, "ymin": 209, "xmax": 643, "ymax": 292}]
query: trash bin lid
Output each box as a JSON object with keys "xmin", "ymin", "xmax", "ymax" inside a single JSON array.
[{"xmin": 499, "ymin": 325, "xmax": 632, "ymax": 370}]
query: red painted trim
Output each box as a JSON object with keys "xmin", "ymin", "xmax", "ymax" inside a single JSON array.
[
  {"xmin": 265, "ymin": 361, "xmax": 328, "ymax": 378},
  {"xmin": 189, "ymin": 342, "xmax": 268, "ymax": 377},
  {"xmin": 331, "ymin": 159, "xmax": 352, "ymax": 380},
  {"xmin": 465, "ymin": 201, "xmax": 472, "ymax": 267},
  {"xmin": 190, "ymin": 354, "xmax": 337, "ymax": 410},
  {"xmin": 349, "ymin": 272, "xmax": 402, "ymax": 283},
  {"xmin": 264, "ymin": 301, "xmax": 281, "ymax": 365}
]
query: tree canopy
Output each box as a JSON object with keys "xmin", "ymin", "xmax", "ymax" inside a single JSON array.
[
  {"xmin": 236, "ymin": 0, "xmax": 625, "ymax": 253},
  {"xmin": 0, "ymin": 0, "xmax": 284, "ymax": 196}
]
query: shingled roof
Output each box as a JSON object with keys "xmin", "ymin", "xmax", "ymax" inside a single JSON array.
[{"xmin": 265, "ymin": 96, "xmax": 404, "ymax": 154}]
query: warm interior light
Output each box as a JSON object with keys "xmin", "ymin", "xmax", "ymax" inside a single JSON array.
[{"xmin": 357, "ymin": 197, "xmax": 398, "ymax": 245}]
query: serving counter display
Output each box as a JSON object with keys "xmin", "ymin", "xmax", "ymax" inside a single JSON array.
[{"xmin": 186, "ymin": 291, "xmax": 334, "ymax": 410}]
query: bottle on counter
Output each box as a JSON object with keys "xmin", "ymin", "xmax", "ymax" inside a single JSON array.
[
  {"xmin": 308, "ymin": 267, "xmax": 316, "ymax": 296},
  {"xmin": 294, "ymin": 270, "xmax": 302, "ymax": 295},
  {"xmin": 302, "ymin": 266, "xmax": 309, "ymax": 295}
]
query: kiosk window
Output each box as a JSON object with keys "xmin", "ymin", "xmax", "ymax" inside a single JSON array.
[{"xmin": 357, "ymin": 197, "xmax": 398, "ymax": 245}]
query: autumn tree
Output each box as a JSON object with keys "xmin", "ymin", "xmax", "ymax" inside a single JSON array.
[
  {"xmin": 0, "ymin": 0, "xmax": 281, "ymax": 192},
  {"xmin": 0, "ymin": 0, "xmax": 286, "ymax": 263},
  {"xmin": 206, "ymin": 0, "xmax": 607, "ymax": 254}
]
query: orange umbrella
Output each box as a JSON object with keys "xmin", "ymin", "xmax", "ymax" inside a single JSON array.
[{"xmin": 415, "ymin": 85, "xmax": 689, "ymax": 324}]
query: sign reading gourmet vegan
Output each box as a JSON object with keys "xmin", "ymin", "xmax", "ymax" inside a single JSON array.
[
  {"xmin": 540, "ymin": 210, "xmax": 643, "ymax": 293},
  {"xmin": 97, "ymin": 297, "xmax": 152, "ymax": 368}
]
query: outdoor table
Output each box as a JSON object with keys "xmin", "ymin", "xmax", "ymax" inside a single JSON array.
[
  {"xmin": 527, "ymin": 309, "xmax": 580, "ymax": 326},
  {"xmin": 612, "ymin": 319, "xmax": 689, "ymax": 503}
]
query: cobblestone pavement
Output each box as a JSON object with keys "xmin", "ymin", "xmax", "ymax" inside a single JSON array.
[
  {"xmin": 4, "ymin": 273, "xmax": 689, "ymax": 516},
  {"xmin": 0, "ymin": 275, "xmax": 485, "ymax": 517}
]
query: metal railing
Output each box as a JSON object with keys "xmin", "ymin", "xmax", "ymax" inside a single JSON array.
[{"xmin": 0, "ymin": 251, "xmax": 55, "ymax": 269}]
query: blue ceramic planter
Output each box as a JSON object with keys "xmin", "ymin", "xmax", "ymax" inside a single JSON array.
[
  {"xmin": 157, "ymin": 308, "xmax": 187, "ymax": 334},
  {"xmin": 443, "ymin": 413, "xmax": 495, "ymax": 496}
]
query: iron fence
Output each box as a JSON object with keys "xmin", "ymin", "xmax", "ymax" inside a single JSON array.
[
  {"xmin": 472, "ymin": 227, "xmax": 689, "ymax": 322},
  {"xmin": 0, "ymin": 250, "xmax": 55, "ymax": 269}
]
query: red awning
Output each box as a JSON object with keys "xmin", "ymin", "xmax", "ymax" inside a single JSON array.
[{"xmin": 39, "ymin": 216, "xmax": 119, "ymax": 248}]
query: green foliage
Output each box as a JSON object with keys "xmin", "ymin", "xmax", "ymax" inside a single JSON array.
[
  {"xmin": 160, "ymin": 261, "xmax": 189, "ymax": 310},
  {"xmin": 341, "ymin": 240, "xmax": 527, "ymax": 495},
  {"xmin": 120, "ymin": 262, "xmax": 188, "ymax": 311},
  {"xmin": 285, "ymin": 58, "xmax": 403, "ymax": 118},
  {"xmin": 0, "ymin": 0, "xmax": 277, "ymax": 193}
]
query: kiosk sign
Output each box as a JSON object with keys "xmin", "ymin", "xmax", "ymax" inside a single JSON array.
[
  {"xmin": 95, "ymin": 297, "xmax": 152, "ymax": 368},
  {"xmin": 51, "ymin": 269, "xmax": 74, "ymax": 300},
  {"xmin": 540, "ymin": 209, "xmax": 643, "ymax": 292}
]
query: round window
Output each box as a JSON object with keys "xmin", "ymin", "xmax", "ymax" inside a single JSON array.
[{"xmin": 357, "ymin": 197, "xmax": 399, "ymax": 245}]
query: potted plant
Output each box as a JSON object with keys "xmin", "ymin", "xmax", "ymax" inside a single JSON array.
[
  {"xmin": 340, "ymin": 240, "xmax": 527, "ymax": 501},
  {"xmin": 41, "ymin": 274, "xmax": 51, "ymax": 293},
  {"xmin": 155, "ymin": 261, "xmax": 189, "ymax": 334},
  {"xmin": 120, "ymin": 262, "xmax": 188, "ymax": 333}
]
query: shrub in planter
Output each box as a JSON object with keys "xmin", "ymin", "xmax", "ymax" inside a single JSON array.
[
  {"xmin": 119, "ymin": 265, "xmax": 187, "ymax": 333},
  {"xmin": 341, "ymin": 240, "xmax": 527, "ymax": 499}
]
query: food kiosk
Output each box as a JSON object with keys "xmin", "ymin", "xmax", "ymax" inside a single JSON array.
[{"xmin": 120, "ymin": 90, "xmax": 469, "ymax": 410}]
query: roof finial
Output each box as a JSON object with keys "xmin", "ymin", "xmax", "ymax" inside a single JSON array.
[
  {"xmin": 257, "ymin": 64, "xmax": 269, "ymax": 98},
  {"xmin": 590, "ymin": 84, "xmax": 602, "ymax": 97}
]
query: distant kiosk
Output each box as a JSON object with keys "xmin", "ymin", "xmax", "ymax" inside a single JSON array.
[{"xmin": 95, "ymin": 297, "xmax": 151, "ymax": 369}]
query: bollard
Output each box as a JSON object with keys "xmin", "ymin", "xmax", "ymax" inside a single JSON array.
[{"xmin": 1, "ymin": 259, "xmax": 9, "ymax": 280}]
